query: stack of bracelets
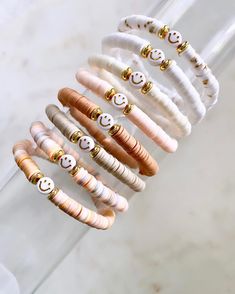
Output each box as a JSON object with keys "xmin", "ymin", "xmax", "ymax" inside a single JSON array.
[{"xmin": 13, "ymin": 15, "xmax": 219, "ymax": 230}]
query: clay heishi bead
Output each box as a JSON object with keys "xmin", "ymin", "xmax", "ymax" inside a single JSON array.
[
  {"xmin": 59, "ymin": 154, "xmax": 76, "ymax": 172},
  {"xmin": 111, "ymin": 93, "xmax": 128, "ymax": 109},
  {"xmin": 129, "ymin": 71, "xmax": 146, "ymax": 89},
  {"xmin": 78, "ymin": 136, "xmax": 95, "ymax": 152},
  {"xmin": 165, "ymin": 30, "xmax": 182, "ymax": 47},
  {"xmin": 97, "ymin": 113, "xmax": 114, "ymax": 130},
  {"xmin": 148, "ymin": 48, "xmax": 165, "ymax": 66},
  {"xmin": 37, "ymin": 177, "xmax": 55, "ymax": 194}
]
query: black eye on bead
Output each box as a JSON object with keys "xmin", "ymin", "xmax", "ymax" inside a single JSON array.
[
  {"xmin": 104, "ymin": 115, "xmax": 107, "ymax": 118},
  {"xmin": 69, "ymin": 160, "xmax": 71, "ymax": 163},
  {"xmin": 65, "ymin": 157, "xmax": 67, "ymax": 160},
  {"xmin": 44, "ymin": 179, "xmax": 46, "ymax": 183}
]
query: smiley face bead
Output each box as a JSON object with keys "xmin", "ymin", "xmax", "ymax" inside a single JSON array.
[
  {"xmin": 166, "ymin": 30, "xmax": 182, "ymax": 47},
  {"xmin": 37, "ymin": 177, "xmax": 55, "ymax": 194},
  {"xmin": 111, "ymin": 93, "xmax": 128, "ymax": 109},
  {"xmin": 59, "ymin": 154, "xmax": 76, "ymax": 172},
  {"xmin": 148, "ymin": 49, "xmax": 165, "ymax": 66},
  {"xmin": 129, "ymin": 72, "xmax": 146, "ymax": 89},
  {"xmin": 78, "ymin": 136, "xmax": 95, "ymax": 152},
  {"xmin": 97, "ymin": 113, "xmax": 114, "ymax": 130}
]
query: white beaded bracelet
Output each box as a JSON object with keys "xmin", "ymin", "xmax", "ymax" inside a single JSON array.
[
  {"xmin": 118, "ymin": 15, "xmax": 219, "ymax": 110},
  {"xmin": 102, "ymin": 32, "xmax": 206, "ymax": 124},
  {"xmin": 88, "ymin": 54, "xmax": 191, "ymax": 138}
]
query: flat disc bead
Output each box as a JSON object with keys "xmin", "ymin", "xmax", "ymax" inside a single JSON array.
[
  {"xmin": 37, "ymin": 176, "xmax": 55, "ymax": 194},
  {"xmin": 111, "ymin": 93, "xmax": 128, "ymax": 109},
  {"xmin": 59, "ymin": 154, "xmax": 76, "ymax": 171},
  {"xmin": 165, "ymin": 30, "xmax": 182, "ymax": 47},
  {"xmin": 129, "ymin": 72, "xmax": 146, "ymax": 89},
  {"xmin": 148, "ymin": 49, "xmax": 165, "ymax": 66},
  {"xmin": 78, "ymin": 136, "xmax": 95, "ymax": 152},
  {"xmin": 97, "ymin": 113, "xmax": 114, "ymax": 130}
]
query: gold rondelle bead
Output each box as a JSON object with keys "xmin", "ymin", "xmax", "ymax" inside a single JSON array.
[
  {"xmin": 177, "ymin": 41, "xmax": 189, "ymax": 55},
  {"xmin": 48, "ymin": 187, "xmax": 59, "ymax": 199},
  {"xmin": 90, "ymin": 107, "xmax": 103, "ymax": 121},
  {"xmin": 30, "ymin": 172, "xmax": 44, "ymax": 185},
  {"xmin": 121, "ymin": 67, "xmax": 132, "ymax": 81},
  {"xmin": 104, "ymin": 88, "xmax": 116, "ymax": 101},
  {"xmin": 123, "ymin": 104, "xmax": 134, "ymax": 115},
  {"xmin": 140, "ymin": 44, "xmax": 152, "ymax": 58},
  {"xmin": 70, "ymin": 130, "xmax": 83, "ymax": 143},
  {"xmin": 160, "ymin": 59, "xmax": 173, "ymax": 71},
  {"xmin": 90, "ymin": 145, "xmax": 101, "ymax": 158},
  {"xmin": 141, "ymin": 81, "xmax": 153, "ymax": 94},
  {"xmin": 69, "ymin": 165, "xmax": 80, "ymax": 176},
  {"xmin": 158, "ymin": 25, "xmax": 170, "ymax": 39},
  {"xmin": 52, "ymin": 150, "xmax": 64, "ymax": 162},
  {"xmin": 108, "ymin": 124, "xmax": 121, "ymax": 136}
]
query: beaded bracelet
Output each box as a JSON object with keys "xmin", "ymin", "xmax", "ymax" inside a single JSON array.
[
  {"xmin": 118, "ymin": 15, "xmax": 219, "ymax": 110},
  {"xmin": 46, "ymin": 104, "xmax": 146, "ymax": 191},
  {"xmin": 88, "ymin": 54, "xmax": 191, "ymax": 138},
  {"xmin": 76, "ymin": 69, "xmax": 178, "ymax": 153},
  {"xmin": 58, "ymin": 87, "xmax": 159, "ymax": 176},
  {"xmin": 30, "ymin": 121, "xmax": 128, "ymax": 212},
  {"xmin": 13, "ymin": 140, "xmax": 115, "ymax": 229},
  {"xmin": 102, "ymin": 32, "xmax": 206, "ymax": 124}
]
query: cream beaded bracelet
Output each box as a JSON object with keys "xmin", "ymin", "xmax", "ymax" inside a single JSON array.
[
  {"xmin": 46, "ymin": 104, "xmax": 146, "ymax": 191},
  {"xmin": 13, "ymin": 140, "xmax": 115, "ymax": 229},
  {"xmin": 76, "ymin": 69, "xmax": 178, "ymax": 153},
  {"xmin": 118, "ymin": 15, "xmax": 219, "ymax": 110},
  {"xmin": 30, "ymin": 121, "xmax": 129, "ymax": 212},
  {"xmin": 88, "ymin": 54, "xmax": 191, "ymax": 138},
  {"xmin": 102, "ymin": 32, "xmax": 206, "ymax": 124}
]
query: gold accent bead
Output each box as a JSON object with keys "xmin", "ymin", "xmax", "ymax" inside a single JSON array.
[
  {"xmin": 52, "ymin": 150, "xmax": 64, "ymax": 162},
  {"xmin": 141, "ymin": 81, "xmax": 153, "ymax": 94},
  {"xmin": 121, "ymin": 67, "xmax": 132, "ymax": 81},
  {"xmin": 160, "ymin": 59, "xmax": 173, "ymax": 71},
  {"xmin": 90, "ymin": 145, "xmax": 101, "ymax": 158},
  {"xmin": 123, "ymin": 104, "xmax": 134, "ymax": 115},
  {"xmin": 158, "ymin": 25, "xmax": 170, "ymax": 39},
  {"xmin": 48, "ymin": 187, "xmax": 59, "ymax": 200},
  {"xmin": 140, "ymin": 44, "xmax": 152, "ymax": 58},
  {"xmin": 90, "ymin": 107, "xmax": 103, "ymax": 121},
  {"xmin": 104, "ymin": 88, "xmax": 116, "ymax": 101},
  {"xmin": 69, "ymin": 165, "xmax": 80, "ymax": 176},
  {"xmin": 108, "ymin": 124, "xmax": 121, "ymax": 136},
  {"xmin": 70, "ymin": 131, "xmax": 83, "ymax": 143},
  {"xmin": 30, "ymin": 172, "xmax": 44, "ymax": 185},
  {"xmin": 177, "ymin": 41, "xmax": 189, "ymax": 55}
]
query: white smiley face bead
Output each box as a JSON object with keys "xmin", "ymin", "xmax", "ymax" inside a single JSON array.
[
  {"xmin": 129, "ymin": 72, "xmax": 146, "ymax": 89},
  {"xmin": 37, "ymin": 177, "xmax": 55, "ymax": 195},
  {"xmin": 97, "ymin": 113, "xmax": 114, "ymax": 130},
  {"xmin": 166, "ymin": 30, "xmax": 182, "ymax": 47},
  {"xmin": 78, "ymin": 136, "xmax": 95, "ymax": 152},
  {"xmin": 59, "ymin": 154, "xmax": 76, "ymax": 172},
  {"xmin": 111, "ymin": 93, "xmax": 128, "ymax": 109},
  {"xmin": 148, "ymin": 49, "xmax": 165, "ymax": 66}
]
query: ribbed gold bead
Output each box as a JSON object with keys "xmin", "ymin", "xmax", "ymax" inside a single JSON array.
[
  {"xmin": 123, "ymin": 104, "xmax": 134, "ymax": 115},
  {"xmin": 141, "ymin": 81, "xmax": 153, "ymax": 94},
  {"xmin": 52, "ymin": 150, "xmax": 64, "ymax": 162},
  {"xmin": 177, "ymin": 41, "xmax": 189, "ymax": 55},
  {"xmin": 104, "ymin": 88, "xmax": 116, "ymax": 101},
  {"xmin": 48, "ymin": 187, "xmax": 59, "ymax": 200},
  {"xmin": 70, "ymin": 130, "xmax": 83, "ymax": 143},
  {"xmin": 140, "ymin": 44, "xmax": 152, "ymax": 58},
  {"xmin": 90, "ymin": 107, "xmax": 103, "ymax": 121},
  {"xmin": 90, "ymin": 145, "xmax": 101, "ymax": 158},
  {"xmin": 121, "ymin": 67, "xmax": 132, "ymax": 81},
  {"xmin": 108, "ymin": 124, "xmax": 121, "ymax": 136},
  {"xmin": 69, "ymin": 165, "xmax": 80, "ymax": 176},
  {"xmin": 30, "ymin": 172, "xmax": 44, "ymax": 185},
  {"xmin": 160, "ymin": 59, "xmax": 173, "ymax": 71},
  {"xmin": 158, "ymin": 25, "xmax": 170, "ymax": 39}
]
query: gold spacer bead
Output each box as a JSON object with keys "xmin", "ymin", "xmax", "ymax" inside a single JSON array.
[
  {"xmin": 104, "ymin": 88, "xmax": 116, "ymax": 101},
  {"xmin": 69, "ymin": 165, "xmax": 80, "ymax": 176},
  {"xmin": 90, "ymin": 145, "xmax": 101, "ymax": 158},
  {"xmin": 48, "ymin": 187, "xmax": 59, "ymax": 200},
  {"xmin": 30, "ymin": 172, "xmax": 44, "ymax": 185},
  {"xmin": 141, "ymin": 81, "xmax": 153, "ymax": 94},
  {"xmin": 123, "ymin": 104, "xmax": 134, "ymax": 115},
  {"xmin": 160, "ymin": 59, "xmax": 173, "ymax": 71},
  {"xmin": 140, "ymin": 44, "xmax": 152, "ymax": 58},
  {"xmin": 121, "ymin": 67, "xmax": 132, "ymax": 81},
  {"xmin": 90, "ymin": 107, "xmax": 103, "ymax": 121},
  {"xmin": 158, "ymin": 25, "xmax": 170, "ymax": 39},
  {"xmin": 177, "ymin": 41, "xmax": 189, "ymax": 55},
  {"xmin": 108, "ymin": 124, "xmax": 121, "ymax": 136},
  {"xmin": 52, "ymin": 150, "xmax": 64, "ymax": 162},
  {"xmin": 70, "ymin": 130, "xmax": 83, "ymax": 143}
]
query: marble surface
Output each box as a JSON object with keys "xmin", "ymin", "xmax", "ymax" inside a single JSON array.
[{"xmin": 1, "ymin": 0, "xmax": 235, "ymax": 293}]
